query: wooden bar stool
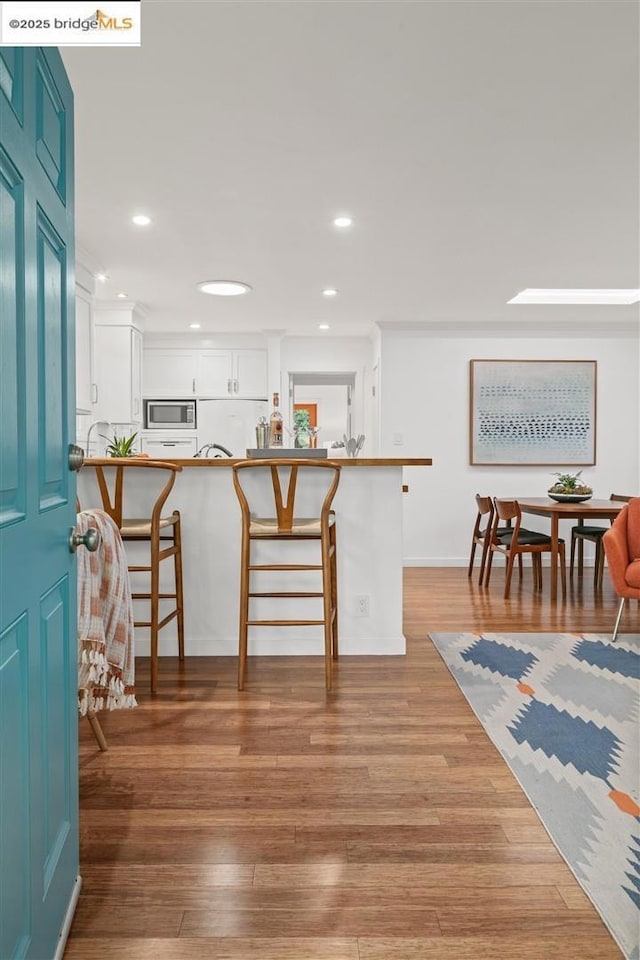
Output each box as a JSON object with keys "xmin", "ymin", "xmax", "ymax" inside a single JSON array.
[
  {"xmin": 232, "ymin": 459, "xmax": 341, "ymax": 691},
  {"xmin": 82, "ymin": 459, "xmax": 185, "ymax": 694}
]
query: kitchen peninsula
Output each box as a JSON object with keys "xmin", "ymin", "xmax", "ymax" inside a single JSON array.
[{"xmin": 77, "ymin": 457, "xmax": 431, "ymax": 660}]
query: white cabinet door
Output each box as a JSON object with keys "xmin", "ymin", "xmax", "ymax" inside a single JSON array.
[
  {"xmin": 143, "ymin": 349, "xmax": 198, "ymax": 397},
  {"xmin": 75, "ymin": 290, "xmax": 94, "ymax": 413},
  {"xmin": 94, "ymin": 317, "xmax": 144, "ymax": 426},
  {"xmin": 141, "ymin": 436, "xmax": 198, "ymax": 458},
  {"xmin": 130, "ymin": 327, "xmax": 143, "ymax": 421},
  {"xmin": 94, "ymin": 324, "xmax": 132, "ymax": 424},
  {"xmin": 197, "ymin": 350, "xmax": 234, "ymax": 396},
  {"xmin": 233, "ymin": 349, "xmax": 267, "ymax": 398}
]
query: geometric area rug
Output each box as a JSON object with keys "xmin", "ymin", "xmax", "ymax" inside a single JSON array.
[{"xmin": 429, "ymin": 633, "xmax": 640, "ymax": 960}]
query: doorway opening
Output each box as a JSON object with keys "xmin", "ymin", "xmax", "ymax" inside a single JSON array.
[{"xmin": 288, "ymin": 372, "xmax": 356, "ymax": 449}]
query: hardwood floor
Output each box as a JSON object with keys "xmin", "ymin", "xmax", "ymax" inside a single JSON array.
[{"xmin": 66, "ymin": 567, "xmax": 637, "ymax": 959}]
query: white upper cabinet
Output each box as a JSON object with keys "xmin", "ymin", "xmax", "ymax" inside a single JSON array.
[
  {"xmin": 198, "ymin": 349, "xmax": 267, "ymax": 398},
  {"xmin": 144, "ymin": 347, "xmax": 267, "ymax": 399},
  {"xmin": 197, "ymin": 350, "xmax": 232, "ymax": 396},
  {"xmin": 233, "ymin": 349, "xmax": 268, "ymax": 398},
  {"xmin": 143, "ymin": 349, "xmax": 198, "ymax": 397},
  {"xmin": 93, "ymin": 305, "xmax": 145, "ymax": 425}
]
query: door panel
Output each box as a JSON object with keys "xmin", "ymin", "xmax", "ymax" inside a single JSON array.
[
  {"xmin": 40, "ymin": 580, "xmax": 72, "ymax": 894},
  {"xmin": 0, "ymin": 47, "xmax": 24, "ymax": 122},
  {"xmin": 0, "ymin": 148, "xmax": 26, "ymax": 525},
  {"xmin": 35, "ymin": 51, "xmax": 67, "ymax": 200},
  {"xmin": 0, "ymin": 47, "xmax": 78, "ymax": 960},
  {"xmin": 37, "ymin": 210, "xmax": 67, "ymax": 507},
  {"xmin": 0, "ymin": 616, "xmax": 30, "ymax": 960}
]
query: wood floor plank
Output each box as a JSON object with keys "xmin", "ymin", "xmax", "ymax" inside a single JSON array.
[
  {"xmin": 66, "ymin": 568, "xmax": 624, "ymax": 960},
  {"xmin": 252, "ymin": 862, "xmax": 576, "ymax": 887},
  {"xmin": 68, "ymin": 901, "xmax": 184, "ymax": 937},
  {"xmin": 179, "ymin": 905, "xmax": 442, "ymax": 937},
  {"xmin": 74, "ymin": 882, "xmax": 566, "ymax": 910},
  {"xmin": 64, "ymin": 937, "xmax": 360, "ymax": 959},
  {"xmin": 357, "ymin": 936, "xmax": 622, "ymax": 960},
  {"xmin": 346, "ymin": 841, "xmax": 563, "ymax": 864},
  {"xmin": 435, "ymin": 907, "xmax": 615, "ymax": 937}
]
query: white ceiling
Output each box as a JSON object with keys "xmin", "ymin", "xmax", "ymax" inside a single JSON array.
[{"xmin": 62, "ymin": 0, "xmax": 639, "ymax": 336}]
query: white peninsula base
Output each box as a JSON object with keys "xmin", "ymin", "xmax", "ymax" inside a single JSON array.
[{"xmin": 78, "ymin": 458, "xmax": 431, "ymax": 660}]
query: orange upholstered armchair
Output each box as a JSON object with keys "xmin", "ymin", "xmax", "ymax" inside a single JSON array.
[{"xmin": 602, "ymin": 498, "xmax": 640, "ymax": 641}]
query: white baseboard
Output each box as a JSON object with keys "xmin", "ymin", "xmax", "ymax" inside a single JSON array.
[{"xmin": 54, "ymin": 874, "xmax": 82, "ymax": 960}]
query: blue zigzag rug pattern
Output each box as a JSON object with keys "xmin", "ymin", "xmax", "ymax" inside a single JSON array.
[{"xmin": 429, "ymin": 632, "xmax": 640, "ymax": 960}]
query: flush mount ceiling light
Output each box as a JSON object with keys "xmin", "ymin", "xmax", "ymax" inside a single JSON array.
[
  {"xmin": 189, "ymin": 323, "xmax": 201, "ymax": 329},
  {"xmin": 318, "ymin": 323, "xmax": 331, "ymax": 330},
  {"xmin": 322, "ymin": 288, "xmax": 339, "ymax": 297},
  {"xmin": 95, "ymin": 272, "xmax": 109, "ymax": 282},
  {"xmin": 508, "ymin": 288, "xmax": 640, "ymax": 305},
  {"xmin": 131, "ymin": 214, "xmax": 152, "ymax": 226},
  {"xmin": 116, "ymin": 292, "xmax": 128, "ymax": 299},
  {"xmin": 332, "ymin": 216, "xmax": 353, "ymax": 228},
  {"xmin": 197, "ymin": 281, "xmax": 252, "ymax": 296}
]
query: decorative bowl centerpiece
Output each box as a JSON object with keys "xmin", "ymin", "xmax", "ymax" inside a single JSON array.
[{"xmin": 547, "ymin": 471, "xmax": 593, "ymax": 503}]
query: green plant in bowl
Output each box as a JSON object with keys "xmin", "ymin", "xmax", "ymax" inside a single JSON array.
[
  {"xmin": 102, "ymin": 431, "xmax": 138, "ymax": 457},
  {"xmin": 548, "ymin": 471, "xmax": 593, "ymax": 496}
]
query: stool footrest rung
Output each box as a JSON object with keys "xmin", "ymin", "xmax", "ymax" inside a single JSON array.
[
  {"xmin": 131, "ymin": 592, "xmax": 177, "ymax": 600},
  {"xmin": 247, "ymin": 619, "xmax": 326, "ymax": 626},
  {"xmin": 249, "ymin": 563, "xmax": 322, "ymax": 570},
  {"xmin": 249, "ymin": 591, "xmax": 324, "ymax": 598}
]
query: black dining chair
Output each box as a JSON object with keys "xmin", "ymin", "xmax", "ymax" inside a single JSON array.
[{"xmin": 570, "ymin": 494, "xmax": 633, "ymax": 589}]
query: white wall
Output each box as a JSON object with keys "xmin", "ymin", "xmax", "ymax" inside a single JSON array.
[{"xmin": 378, "ymin": 323, "xmax": 640, "ymax": 564}]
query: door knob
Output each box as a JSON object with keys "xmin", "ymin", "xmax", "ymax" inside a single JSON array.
[
  {"xmin": 68, "ymin": 526, "xmax": 100, "ymax": 553},
  {"xmin": 68, "ymin": 443, "xmax": 85, "ymax": 471}
]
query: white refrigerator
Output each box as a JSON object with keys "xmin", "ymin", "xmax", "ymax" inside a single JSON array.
[{"xmin": 197, "ymin": 399, "xmax": 269, "ymax": 456}]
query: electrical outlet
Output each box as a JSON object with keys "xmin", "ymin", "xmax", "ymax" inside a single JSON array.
[
  {"xmin": 356, "ymin": 595, "xmax": 370, "ymax": 617},
  {"xmin": 393, "ymin": 432, "xmax": 403, "ymax": 445}
]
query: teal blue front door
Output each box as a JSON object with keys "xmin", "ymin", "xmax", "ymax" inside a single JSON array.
[{"xmin": 0, "ymin": 47, "xmax": 78, "ymax": 959}]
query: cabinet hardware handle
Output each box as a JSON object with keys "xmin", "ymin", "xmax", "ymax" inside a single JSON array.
[
  {"xmin": 234, "ymin": 379, "xmax": 239, "ymax": 393},
  {"xmin": 91, "ymin": 383, "xmax": 98, "ymax": 404},
  {"xmin": 192, "ymin": 379, "xmax": 196, "ymax": 394},
  {"xmin": 227, "ymin": 379, "xmax": 232, "ymax": 394}
]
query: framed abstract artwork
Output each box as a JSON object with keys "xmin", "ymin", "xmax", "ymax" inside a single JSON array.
[{"xmin": 469, "ymin": 360, "xmax": 597, "ymax": 466}]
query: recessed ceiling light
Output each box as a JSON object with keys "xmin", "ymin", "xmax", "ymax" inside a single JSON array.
[
  {"xmin": 322, "ymin": 288, "xmax": 339, "ymax": 297},
  {"xmin": 318, "ymin": 323, "xmax": 331, "ymax": 330},
  {"xmin": 189, "ymin": 323, "xmax": 201, "ymax": 329},
  {"xmin": 508, "ymin": 288, "xmax": 640, "ymax": 305},
  {"xmin": 197, "ymin": 281, "xmax": 252, "ymax": 296},
  {"xmin": 116, "ymin": 292, "xmax": 128, "ymax": 299},
  {"xmin": 332, "ymin": 216, "xmax": 353, "ymax": 228},
  {"xmin": 131, "ymin": 214, "xmax": 152, "ymax": 226},
  {"xmin": 95, "ymin": 272, "xmax": 109, "ymax": 282}
]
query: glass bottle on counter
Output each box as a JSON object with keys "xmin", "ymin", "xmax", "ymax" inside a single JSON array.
[{"xmin": 269, "ymin": 392, "xmax": 284, "ymax": 447}]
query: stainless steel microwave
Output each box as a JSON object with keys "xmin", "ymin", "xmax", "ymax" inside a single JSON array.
[{"xmin": 144, "ymin": 399, "xmax": 196, "ymax": 429}]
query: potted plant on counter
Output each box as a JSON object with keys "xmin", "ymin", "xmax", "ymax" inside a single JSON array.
[{"xmin": 102, "ymin": 430, "xmax": 138, "ymax": 457}]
